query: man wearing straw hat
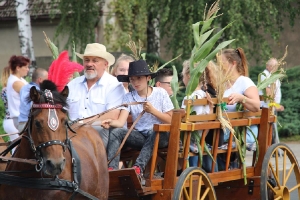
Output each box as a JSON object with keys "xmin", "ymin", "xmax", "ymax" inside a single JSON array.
[{"xmin": 67, "ymin": 43, "xmax": 125, "ymax": 148}]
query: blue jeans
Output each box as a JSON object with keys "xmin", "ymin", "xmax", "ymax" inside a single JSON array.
[
  {"xmin": 189, "ymin": 155, "xmax": 218, "ymax": 172},
  {"xmin": 107, "ymin": 128, "xmax": 169, "ymax": 172},
  {"xmin": 223, "ymin": 125, "xmax": 258, "ymax": 143}
]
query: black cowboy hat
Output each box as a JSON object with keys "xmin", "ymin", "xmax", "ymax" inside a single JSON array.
[{"xmin": 117, "ymin": 60, "xmax": 156, "ymax": 82}]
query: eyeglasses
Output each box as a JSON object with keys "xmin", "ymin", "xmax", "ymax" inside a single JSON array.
[{"xmin": 160, "ymin": 82, "xmax": 171, "ymax": 85}]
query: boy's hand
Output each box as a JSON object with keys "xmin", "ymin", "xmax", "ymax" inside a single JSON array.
[
  {"xmin": 101, "ymin": 119, "xmax": 112, "ymax": 129},
  {"xmin": 143, "ymin": 102, "xmax": 155, "ymax": 114}
]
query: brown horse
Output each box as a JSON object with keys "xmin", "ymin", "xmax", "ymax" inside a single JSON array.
[
  {"xmin": 0, "ymin": 137, "xmax": 10, "ymax": 171},
  {"xmin": 0, "ymin": 81, "xmax": 108, "ymax": 199}
]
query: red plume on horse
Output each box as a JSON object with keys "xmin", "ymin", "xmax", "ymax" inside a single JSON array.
[
  {"xmin": 0, "ymin": 71, "xmax": 108, "ymax": 199},
  {"xmin": 48, "ymin": 50, "xmax": 84, "ymax": 92}
]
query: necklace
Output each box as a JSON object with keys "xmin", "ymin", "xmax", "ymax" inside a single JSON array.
[{"xmin": 130, "ymin": 86, "xmax": 149, "ymax": 102}]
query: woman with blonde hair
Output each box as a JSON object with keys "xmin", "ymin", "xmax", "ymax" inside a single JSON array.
[
  {"xmin": 1, "ymin": 66, "xmax": 19, "ymax": 142},
  {"xmin": 111, "ymin": 54, "xmax": 134, "ymax": 93},
  {"xmin": 181, "ymin": 60, "xmax": 218, "ymax": 171}
]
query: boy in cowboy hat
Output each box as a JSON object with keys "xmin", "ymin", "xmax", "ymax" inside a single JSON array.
[
  {"xmin": 102, "ymin": 60, "xmax": 174, "ymax": 177},
  {"xmin": 67, "ymin": 43, "xmax": 126, "ymax": 148}
]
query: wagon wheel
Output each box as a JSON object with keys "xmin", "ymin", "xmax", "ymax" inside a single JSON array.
[
  {"xmin": 173, "ymin": 167, "xmax": 216, "ymax": 200},
  {"xmin": 261, "ymin": 143, "xmax": 300, "ymax": 200}
]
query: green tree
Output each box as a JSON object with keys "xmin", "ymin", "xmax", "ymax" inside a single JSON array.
[
  {"xmin": 50, "ymin": 0, "xmax": 100, "ymax": 51},
  {"xmin": 105, "ymin": 0, "xmax": 300, "ymax": 62}
]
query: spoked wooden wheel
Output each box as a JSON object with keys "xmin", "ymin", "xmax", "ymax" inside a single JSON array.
[
  {"xmin": 173, "ymin": 167, "xmax": 216, "ymax": 200},
  {"xmin": 261, "ymin": 143, "xmax": 300, "ymax": 200}
]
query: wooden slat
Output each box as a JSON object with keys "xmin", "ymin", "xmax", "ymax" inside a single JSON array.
[
  {"xmin": 209, "ymin": 167, "xmax": 255, "ymax": 186},
  {"xmin": 163, "ymin": 111, "xmax": 182, "ymax": 189},
  {"xmin": 183, "ymin": 97, "xmax": 230, "ymax": 106},
  {"xmin": 188, "ymin": 114, "xmax": 217, "ymax": 121},
  {"xmin": 254, "ymin": 108, "xmax": 270, "ymax": 176}
]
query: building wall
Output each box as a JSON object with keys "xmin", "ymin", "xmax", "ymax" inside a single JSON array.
[{"xmin": 0, "ymin": 19, "xmax": 67, "ymax": 73}]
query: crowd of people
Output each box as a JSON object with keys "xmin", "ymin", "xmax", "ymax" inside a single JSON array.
[{"xmin": 0, "ymin": 43, "xmax": 283, "ymax": 177}]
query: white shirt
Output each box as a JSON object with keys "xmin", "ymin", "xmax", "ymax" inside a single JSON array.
[
  {"xmin": 260, "ymin": 69, "xmax": 282, "ymax": 107},
  {"xmin": 121, "ymin": 87, "xmax": 174, "ymax": 135},
  {"xmin": 223, "ymin": 76, "xmax": 256, "ymax": 112},
  {"xmin": 7, "ymin": 74, "xmax": 28, "ymax": 118},
  {"xmin": 181, "ymin": 89, "xmax": 210, "ymax": 115},
  {"xmin": 67, "ymin": 71, "xmax": 126, "ymax": 121}
]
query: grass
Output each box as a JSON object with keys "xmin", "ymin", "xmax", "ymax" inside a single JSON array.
[{"xmin": 280, "ymin": 135, "xmax": 300, "ymax": 143}]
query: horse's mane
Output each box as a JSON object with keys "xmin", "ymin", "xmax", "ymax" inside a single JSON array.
[{"xmin": 38, "ymin": 80, "xmax": 69, "ymax": 109}]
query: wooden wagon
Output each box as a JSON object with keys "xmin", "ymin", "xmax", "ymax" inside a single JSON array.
[{"xmin": 108, "ymin": 97, "xmax": 300, "ymax": 200}]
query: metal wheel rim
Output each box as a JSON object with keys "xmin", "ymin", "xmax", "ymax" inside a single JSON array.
[
  {"xmin": 173, "ymin": 167, "xmax": 216, "ymax": 200},
  {"xmin": 260, "ymin": 143, "xmax": 300, "ymax": 200}
]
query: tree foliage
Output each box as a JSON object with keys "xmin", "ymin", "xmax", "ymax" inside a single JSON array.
[
  {"xmin": 50, "ymin": 0, "xmax": 99, "ymax": 51},
  {"xmin": 105, "ymin": 0, "xmax": 300, "ymax": 62},
  {"xmin": 104, "ymin": 0, "xmax": 148, "ymax": 51}
]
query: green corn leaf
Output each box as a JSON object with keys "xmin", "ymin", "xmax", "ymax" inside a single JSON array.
[
  {"xmin": 257, "ymin": 72, "xmax": 286, "ymax": 90},
  {"xmin": 246, "ymin": 126, "xmax": 259, "ymax": 165},
  {"xmin": 204, "ymin": 143, "xmax": 214, "ymax": 163},
  {"xmin": 197, "ymin": 28, "xmax": 216, "ymax": 50},
  {"xmin": 192, "ymin": 22, "xmax": 201, "ymax": 49},
  {"xmin": 192, "ymin": 21, "xmax": 234, "ymax": 62},
  {"xmin": 141, "ymin": 53, "xmax": 146, "ymax": 60},
  {"xmin": 205, "ymin": 39, "xmax": 235, "ymax": 61},
  {"xmin": 170, "ymin": 65, "xmax": 180, "ymax": 109},
  {"xmin": 185, "ymin": 60, "xmax": 209, "ymax": 96},
  {"xmin": 48, "ymin": 41, "xmax": 59, "ymax": 60},
  {"xmin": 200, "ymin": 14, "xmax": 218, "ymax": 35},
  {"xmin": 156, "ymin": 54, "xmax": 181, "ymax": 72}
]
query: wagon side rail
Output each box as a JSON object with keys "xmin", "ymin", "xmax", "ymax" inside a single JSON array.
[{"xmin": 150, "ymin": 98, "xmax": 276, "ymax": 189}]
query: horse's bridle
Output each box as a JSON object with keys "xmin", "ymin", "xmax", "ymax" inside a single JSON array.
[{"xmin": 23, "ymin": 89, "xmax": 70, "ymax": 172}]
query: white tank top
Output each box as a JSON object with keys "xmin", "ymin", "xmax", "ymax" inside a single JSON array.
[{"xmin": 7, "ymin": 74, "xmax": 28, "ymax": 118}]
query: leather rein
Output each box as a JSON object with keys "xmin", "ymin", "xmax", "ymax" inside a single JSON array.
[
  {"xmin": 0, "ymin": 99, "xmax": 146, "ymax": 200},
  {"xmin": 0, "ymin": 97, "xmax": 99, "ymax": 199}
]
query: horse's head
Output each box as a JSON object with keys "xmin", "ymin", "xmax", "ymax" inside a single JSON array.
[{"xmin": 29, "ymin": 81, "xmax": 69, "ymax": 176}]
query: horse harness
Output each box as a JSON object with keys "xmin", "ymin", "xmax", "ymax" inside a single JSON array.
[{"xmin": 0, "ymin": 89, "xmax": 98, "ymax": 200}]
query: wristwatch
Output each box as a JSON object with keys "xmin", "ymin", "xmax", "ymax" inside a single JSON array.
[{"xmin": 242, "ymin": 96, "xmax": 247, "ymax": 104}]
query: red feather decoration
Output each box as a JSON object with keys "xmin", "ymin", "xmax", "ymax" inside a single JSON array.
[{"xmin": 48, "ymin": 51, "xmax": 84, "ymax": 91}]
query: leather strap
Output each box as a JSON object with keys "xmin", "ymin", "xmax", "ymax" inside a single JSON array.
[
  {"xmin": 0, "ymin": 156, "xmax": 37, "ymax": 165},
  {"xmin": 70, "ymin": 102, "xmax": 145, "ymax": 130},
  {"xmin": 0, "ymin": 173, "xmax": 99, "ymax": 200}
]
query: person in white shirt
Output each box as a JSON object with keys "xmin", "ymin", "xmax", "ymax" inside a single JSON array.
[
  {"xmin": 260, "ymin": 58, "xmax": 284, "ymax": 145},
  {"xmin": 1, "ymin": 66, "xmax": 19, "ymax": 143},
  {"xmin": 221, "ymin": 48, "xmax": 260, "ymax": 153},
  {"xmin": 260, "ymin": 58, "xmax": 284, "ymax": 111},
  {"xmin": 102, "ymin": 60, "xmax": 174, "ymax": 177},
  {"xmin": 67, "ymin": 43, "xmax": 126, "ymax": 148},
  {"xmin": 6, "ymin": 55, "xmax": 29, "ymax": 132}
]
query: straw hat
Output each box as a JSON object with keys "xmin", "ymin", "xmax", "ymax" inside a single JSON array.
[
  {"xmin": 117, "ymin": 60, "xmax": 156, "ymax": 82},
  {"xmin": 76, "ymin": 43, "xmax": 115, "ymax": 66}
]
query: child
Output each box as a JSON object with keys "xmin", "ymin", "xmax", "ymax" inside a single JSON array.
[
  {"xmin": 154, "ymin": 68, "xmax": 173, "ymax": 96},
  {"xmin": 110, "ymin": 54, "xmax": 134, "ymax": 93},
  {"xmin": 181, "ymin": 60, "xmax": 218, "ymax": 172},
  {"xmin": 102, "ymin": 60, "xmax": 174, "ymax": 176}
]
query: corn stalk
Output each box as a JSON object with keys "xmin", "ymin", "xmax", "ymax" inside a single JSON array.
[{"xmin": 186, "ymin": 0, "xmax": 234, "ymax": 97}]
